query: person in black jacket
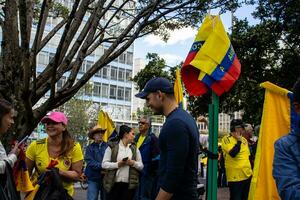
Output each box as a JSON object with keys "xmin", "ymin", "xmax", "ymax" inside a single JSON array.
[{"xmin": 136, "ymin": 77, "xmax": 199, "ymax": 200}]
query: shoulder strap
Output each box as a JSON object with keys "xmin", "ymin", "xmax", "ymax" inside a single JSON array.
[
  {"xmin": 110, "ymin": 142, "xmax": 119, "ymax": 162},
  {"xmin": 129, "ymin": 144, "xmax": 137, "ymax": 160}
]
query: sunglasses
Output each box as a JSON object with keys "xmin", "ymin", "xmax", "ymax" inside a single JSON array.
[{"xmin": 138, "ymin": 121, "xmax": 147, "ymax": 125}]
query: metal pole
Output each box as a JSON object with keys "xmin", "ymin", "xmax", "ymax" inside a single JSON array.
[{"xmin": 207, "ymin": 92, "xmax": 219, "ymax": 200}]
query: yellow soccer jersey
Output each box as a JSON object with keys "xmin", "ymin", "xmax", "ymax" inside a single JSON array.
[
  {"xmin": 137, "ymin": 134, "xmax": 146, "ymax": 149},
  {"xmin": 26, "ymin": 137, "xmax": 83, "ymax": 196},
  {"xmin": 221, "ymin": 134, "xmax": 252, "ymax": 182}
]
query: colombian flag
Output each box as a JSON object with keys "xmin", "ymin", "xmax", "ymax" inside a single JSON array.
[
  {"xmin": 13, "ymin": 145, "xmax": 34, "ymax": 193},
  {"xmin": 248, "ymin": 82, "xmax": 299, "ymax": 200},
  {"xmin": 174, "ymin": 68, "xmax": 184, "ymax": 109},
  {"xmin": 98, "ymin": 110, "xmax": 117, "ymax": 142},
  {"xmin": 181, "ymin": 15, "xmax": 241, "ymax": 96}
]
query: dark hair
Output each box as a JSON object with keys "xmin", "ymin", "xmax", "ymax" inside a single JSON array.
[
  {"xmin": 0, "ymin": 99, "xmax": 13, "ymax": 127},
  {"xmin": 119, "ymin": 125, "xmax": 132, "ymax": 139},
  {"xmin": 60, "ymin": 129, "xmax": 75, "ymax": 157},
  {"xmin": 230, "ymin": 119, "xmax": 244, "ymax": 132},
  {"xmin": 293, "ymin": 78, "xmax": 300, "ymax": 103}
]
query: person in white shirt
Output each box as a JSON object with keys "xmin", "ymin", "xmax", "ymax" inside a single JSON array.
[
  {"xmin": 102, "ymin": 125, "xmax": 143, "ymax": 200},
  {"xmin": 0, "ymin": 98, "xmax": 20, "ymax": 174}
]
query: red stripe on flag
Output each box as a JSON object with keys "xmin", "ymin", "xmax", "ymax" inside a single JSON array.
[{"xmin": 181, "ymin": 65, "xmax": 207, "ymax": 96}]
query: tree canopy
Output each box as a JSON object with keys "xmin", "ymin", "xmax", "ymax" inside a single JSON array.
[{"xmin": 0, "ymin": 0, "xmax": 234, "ymax": 138}]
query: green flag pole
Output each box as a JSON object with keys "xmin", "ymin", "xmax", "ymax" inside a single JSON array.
[{"xmin": 207, "ymin": 91, "xmax": 219, "ymax": 200}]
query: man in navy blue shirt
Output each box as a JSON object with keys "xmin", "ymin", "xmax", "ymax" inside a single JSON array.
[
  {"xmin": 136, "ymin": 77, "xmax": 199, "ymax": 200},
  {"xmin": 85, "ymin": 125, "xmax": 108, "ymax": 200}
]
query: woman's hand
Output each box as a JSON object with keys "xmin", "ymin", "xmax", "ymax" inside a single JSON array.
[
  {"xmin": 10, "ymin": 142, "xmax": 20, "ymax": 156},
  {"xmin": 118, "ymin": 160, "xmax": 126, "ymax": 168},
  {"xmin": 126, "ymin": 159, "xmax": 135, "ymax": 167}
]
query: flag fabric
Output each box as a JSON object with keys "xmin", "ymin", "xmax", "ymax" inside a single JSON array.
[
  {"xmin": 174, "ymin": 68, "xmax": 184, "ymax": 109},
  {"xmin": 181, "ymin": 15, "xmax": 241, "ymax": 96},
  {"xmin": 98, "ymin": 110, "xmax": 117, "ymax": 142},
  {"xmin": 248, "ymin": 81, "xmax": 299, "ymax": 200},
  {"xmin": 13, "ymin": 145, "xmax": 34, "ymax": 193},
  {"xmin": 24, "ymin": 159, "xmax": 59, "ymax": 200}
]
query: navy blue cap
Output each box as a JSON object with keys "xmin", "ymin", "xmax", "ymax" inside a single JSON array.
[
  {"xmin": 135, "ymin": 77, "xmax": 174, "ymax": 99},
  {"xmin": 230, "ymin": 119, "xmax": 245, "ymax": 132}
]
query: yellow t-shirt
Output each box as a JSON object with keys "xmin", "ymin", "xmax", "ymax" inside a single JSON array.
[
  {"xmin": 137, "ymin": 134, "xmax": 146, "ymax": 149},
  {"xmin": 26, "ymin": 137, "xmax": 83, "ymax": 196},
  {"xmin": 221, "ymin": 134, "xmax": 252, "ymax": 182}
]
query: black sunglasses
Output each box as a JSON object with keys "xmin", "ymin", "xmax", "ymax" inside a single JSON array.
[{"xmin": 138, "ymin": 121, "xmax": 147, "ymax": 125}]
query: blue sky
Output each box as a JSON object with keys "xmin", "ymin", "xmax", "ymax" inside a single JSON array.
[{"xmin": 134, "ymin": 4, "xmax": 259, "ymax": 66}]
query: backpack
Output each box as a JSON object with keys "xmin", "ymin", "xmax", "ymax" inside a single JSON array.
[
  {"xmin": 31, "ymin": 168, "xmax": 72, "ymax": 200},
  {"xmin": 0, "ymin": 161, "xmax": 21, "ymax": 200}
]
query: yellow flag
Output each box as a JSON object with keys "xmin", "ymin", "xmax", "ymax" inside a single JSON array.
[{"xmin": 248, "ymin": 81, "xmax": 291, "ymax": 200}]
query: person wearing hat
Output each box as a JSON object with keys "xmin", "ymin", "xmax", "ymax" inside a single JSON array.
[
  {"xmin": 84, "ymin": 125, "xmax": 108, "ymax": 200},
  {"xmin": 25, "ymin": 111, "xmax": 84, "ymax": 197},
  {"xmin": 273, "ymin": 78, "xmax": 300, "ymax": 200},
  {"xmin": 221, "ymin": 119, "xmax": 252, "ymax": 200},
  {"xmin": 135, "ymin": 77, "xmax": 199, "ymax": 200}
]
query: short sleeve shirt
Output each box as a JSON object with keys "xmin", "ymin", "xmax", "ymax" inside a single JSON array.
[{"xmin": 26, "ymin": 137, "xmax": 83, "ymax": 196}]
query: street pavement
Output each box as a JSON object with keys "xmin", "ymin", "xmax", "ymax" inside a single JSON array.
[{"xmin": 73, "ymin": 187, "xmax": 230, "ymax": 200}]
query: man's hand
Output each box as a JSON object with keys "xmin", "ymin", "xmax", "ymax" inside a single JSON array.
[{"xmin": 232, "ymin": 131, "xmax": 242, "ymax": 141}]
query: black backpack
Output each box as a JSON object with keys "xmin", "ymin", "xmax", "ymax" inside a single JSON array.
[
  {"xmin": 0, "ymin": 161, "xmax": 21, "ymax": 200},
  {"xmin": 32, "ymin": 168, "xmax": 72, "ymax": 200}
]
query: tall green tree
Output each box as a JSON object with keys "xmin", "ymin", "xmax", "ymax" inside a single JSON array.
[{"xmin": 0, "ymin": 0, "xmax": 235, "ymax": 138}]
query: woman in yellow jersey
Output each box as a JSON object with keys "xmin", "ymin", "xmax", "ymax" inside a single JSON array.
[{"xmin": 25, "ymin": 111, "xmax": 83, "ymax": 198}]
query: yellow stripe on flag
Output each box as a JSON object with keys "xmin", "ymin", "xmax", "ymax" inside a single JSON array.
[
  {"xmin": 248, "ymin": 81, "xmax": 290, "ymax": 200},
  {"xmin": 174, "ymin": 68, "xmax": 184, "ymax": 108}
]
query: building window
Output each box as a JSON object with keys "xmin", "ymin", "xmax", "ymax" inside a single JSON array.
[
  {"xmin": 125, "ymin": 87, "xmax": 131, "ymax": 101},
  {"xmin": 126, "ymin": 52, "xmax": 133, "ymax": 65},
  {"xmin": 56, "ymin": 77, "xmax": 66, "ymax": 90},
  {"xmin": 102, "ymin": 65, "xmax": 110, "ymax": 79},
  {"xmin": 118, "ymin": 68, "xmax": 125, "ymax": 82},
  {"xmin": 93, "ymin": 83, "xmax": 101, "ymax": 97},
  {"xmin": 117, "ymin": 86, "xmax": 124, "ymax": 100},
  {"xmin": 49, "ymin": 52, "xmax": 55, "ymax": 62},
  {"xmin": 85, "ymin": 60, "xmax": 93, "ymax": 72},
  {"xmin": 95, "ymin": 69, "xmax": 101, "ymax": 77},
  {"xmin": 80, "ymin": 63, "xmax": 85, "ymax": 73},
  {"xmin": 101, "ymin": 84, "xmax": 109, "ymax": 98},
  {"xmin": 110, "ymin": 85, "xmax": 117, "ymax": 99},
  {"xmin": 38, "ymin": 51, "xmax": 48, "ymax": 65},
  {"xmin": 110, "ymin": 67, "xmax": 118, "ymax": 80},
  {"xmin": 125, "ymin": 69, "xmax": 132, "ymax": 81},
  {"xmin": 119, "ymin": 53, "xmax": 126, "ymax": 64}
]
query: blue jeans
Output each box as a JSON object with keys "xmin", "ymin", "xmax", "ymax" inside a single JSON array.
[
  {"xmin": 87, "ymin": 180, "xmax": 106, "ymax": 200},
  {"xmin": 135, "ymin": 175, "xmax": 155, "ymax": 200}
]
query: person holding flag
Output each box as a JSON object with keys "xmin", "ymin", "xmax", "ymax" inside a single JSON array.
[
  {"xmin": 0, "ymin": 99, "xmax": 21, "ymax": 200},
  {"xmin": 135, "ymin": 77, "xmax": 199, "ymax": 200},
  {"xmin": 25, "ymin": 111, "xmax": 83, "ymax": 198},
  {"xmin": 273, "ymin": 78, "xmax": 300, "ymax": 199}
]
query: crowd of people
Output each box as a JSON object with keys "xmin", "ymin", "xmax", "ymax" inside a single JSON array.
[{"xmin": 0, "ymin": 77, "xmax": 299, "ymax": 200}]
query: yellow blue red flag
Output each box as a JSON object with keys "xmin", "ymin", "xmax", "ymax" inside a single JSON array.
[
  {"xmin": 181, "ymin": 15, "xmax": 241, "ymax": 96},
  {"xmin": 248, "ymin": 81, "xmax": 299, "ymax": 200},
  {"xmin": 174, "ymin": 68, "xmax": 184, "ymax": 109}
]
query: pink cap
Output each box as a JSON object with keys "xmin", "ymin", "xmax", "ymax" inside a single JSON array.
[{"xmin": 41, "ymin": 111, "xmax": 68, "ymax": 125}]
